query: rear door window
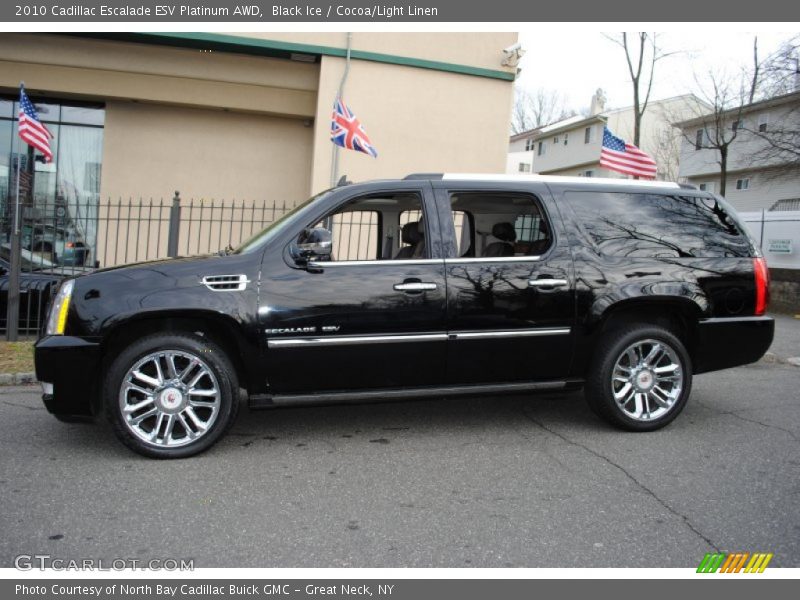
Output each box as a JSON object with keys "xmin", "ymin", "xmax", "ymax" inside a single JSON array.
[
  {"xmin": 447, "ymin": 192, "xmax": 552, "ymax": 258},
  {"xmin": 564, "ymin": 192, "xmax": 751, "ymax": 258}
]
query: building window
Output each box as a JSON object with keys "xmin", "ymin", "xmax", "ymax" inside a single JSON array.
[
  {"xmin": 564, "ymin": 133, "xmax": 569, "ymax": 146},
  {"xmin": 553, "ymin": 136, "xmax": 559, "ymax": 144},
  {"xmin": 758, "ymin": 114, "xmax": 768, "ymax": 133},
  {"xmin": 524, "ymin": 138, "xmax": 534, "ymax": 151},
  {"xmin": 518, "ymin": 162, "xmax": 531, "ymax": 173},
  {"xmin": 584, "ymin": 126, "xmax": 594, "ymax": 144},
  {"xmin": 0, "ymin": 95, "xmax": 105, "ymax": 264},
  {"xmin": 695, "ymin": 129, "xmax": 704, "ymax": 150},
  {"xmin": 582, "ymin": 170, "xmax": 595, "ymax": 177},
  {"xmin": 732, "ymin": 119, "xmax": 743, "ymax": 132},
  {"xmin": 736, "ymin": 178, "xmax": 750, "ymax": 191},
  {"xmin": 698, "ymin": 182, "xmax": 715, "ymax": 193},
  {"xmin": 537, "ymin": 141, "xmax": 546, "ymax": 156}
]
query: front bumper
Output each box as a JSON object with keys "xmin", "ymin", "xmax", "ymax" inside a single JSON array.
[
  {"xmin": 35, "ymin": 335, "xmax": 101, "ymax": 418},
  {"xmin": 693, "ymin": 316, "xmax": 775, "ymax": 374}
]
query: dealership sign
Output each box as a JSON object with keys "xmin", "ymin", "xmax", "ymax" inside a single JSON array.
[{"xmin": 767, "ymin": 239, "xmax": 792, "ymax": 254}]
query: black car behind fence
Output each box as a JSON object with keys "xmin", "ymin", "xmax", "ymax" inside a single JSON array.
[{"xmin": 1, "ymin": 193, "xmax": 290, "ymax": 339}]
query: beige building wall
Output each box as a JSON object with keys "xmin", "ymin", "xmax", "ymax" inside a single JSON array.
[
  {"xmin": 0, "ymin": 34, "xmax": 319, "ymax": 118},
  {"xmin": 102, "ymin": 101, "xmax": 314, "ymax": 201},
  {"xmin": 310, "ymin": 55, "xmax": 514, "ymax": 193},
  {"xmin": 98, "ymin": 102, "xmax": 314, "ymax": 263},
  {"xmin": 1, "ymin": 32, "xmax": 516, "ymax": 264},
  {"xmin": 237, "ymin": 32, "xmax": 518, "ymax": 74}
]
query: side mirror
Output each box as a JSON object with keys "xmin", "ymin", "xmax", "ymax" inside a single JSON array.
[{"xmin": 296, "ymin": 227, "xmax": 333, "ymax": 262}]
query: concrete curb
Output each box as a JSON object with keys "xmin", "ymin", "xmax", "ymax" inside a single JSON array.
[
  {"xmin": 760, "ymin": 352, "xmax": 800, "ymax": 367},
  {"xmin": 0, "ymin": 372, "xmax": 37, "ymax": 386}
]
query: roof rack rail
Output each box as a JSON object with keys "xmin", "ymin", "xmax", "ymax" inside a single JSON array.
[
  {"xmin": 440, "ymin": 174, "xmax": 681, "ymax": 189},
  {"xmin": 678, "ymin": 183, "xmax": 698, "ymax": 190},
  {"xmin": 403, "ymin": 173, "xmax": 444, "ymax": 180}
]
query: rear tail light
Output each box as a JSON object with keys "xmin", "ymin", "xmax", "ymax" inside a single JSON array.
[{"xmin": 753, "ymin": 257, "xmax": 770, "ymax": 316}]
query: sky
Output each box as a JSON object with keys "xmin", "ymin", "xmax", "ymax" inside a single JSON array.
[{"xmin": 515, "ymin": 29, "xmax": 797, "ymax": 114}]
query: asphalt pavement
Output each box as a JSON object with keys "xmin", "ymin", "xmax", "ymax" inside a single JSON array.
[{"xmin": 1, "ymin": 317, "xmax": 798, "ymax": 568}]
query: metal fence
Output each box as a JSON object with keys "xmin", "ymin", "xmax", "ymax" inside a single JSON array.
[
  {"xmin": 1, "ymin": 192, "xmax": 290, "ymax": 339},
  {"xmin": 740, "ymin": 209, "xmax": 800, "ymax": 271}
]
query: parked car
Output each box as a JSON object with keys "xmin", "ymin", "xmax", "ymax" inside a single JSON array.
[
  {"xmin": 22, "ymin": 223, "xmax": 91, "ymax": 267},
  {"xmin": 0, "ymin": 246, "xmax": 61, "ymax": 336},
  {"xmin": 35, "ymin": 174, "xmax": 774, "ymax": 458}
]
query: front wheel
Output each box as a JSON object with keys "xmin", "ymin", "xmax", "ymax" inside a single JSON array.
[
  {"xmin": 585, "ymin": 325, "xmax": 692, "ymax": 431},
  {"xmin": 104, "ymin": 333, "xmax": 239, "ymax": 458}
]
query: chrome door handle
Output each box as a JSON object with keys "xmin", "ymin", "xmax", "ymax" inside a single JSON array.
[
  {"xmin": 394, "ymin": 282, "xmax": 438, "ymax": 292},
  {"xmin": 528, "ymin": 279, "xmax": 568, "ymax": 289}
]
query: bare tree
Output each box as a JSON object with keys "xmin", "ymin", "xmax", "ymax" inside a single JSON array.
[
  {"xmin": 650, "ymin": 124, "xmax": 681, "ymax": 181},
  {"xmin": 669, "ymin": 35, "xmax": 797, "ymax": 194},
  {"xmin": 757, "ymin": 35, "xmax": 800, "ymax": 99},
  {"xmin": 742, "ymin": 36, "xmax": 800, "ymax": 171},
  {"xmin": 511, "ymin": 87, "xmax": 575, "ymax": 134},
  {"xmin": 605, "ymin": 32, "xmax": 675, "ymax": 146},
  {"xmin": 747, "ymin": 101, "xmax": 800, "ymax": 171},
  {"xmin": 749, "ymin": 37, "xmax": 760, "ymax": 104},
  {"xmin": 676, "ymin": 69, "xmax": 755, "ymax": 196}
]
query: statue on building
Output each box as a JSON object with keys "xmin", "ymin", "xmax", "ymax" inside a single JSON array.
[{"xmin": 590, "ymin": 88, "xmax": 607, "ymax": 115}]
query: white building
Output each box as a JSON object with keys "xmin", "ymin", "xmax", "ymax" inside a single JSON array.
[
  {"xmin": 507, "ymin": 92, "xmax": 707, "ymax": 181},
  {"xmin": 676, "ymin": 90, "xmax": 800, "ymax": 212}
]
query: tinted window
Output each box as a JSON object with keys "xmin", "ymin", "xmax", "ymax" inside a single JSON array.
[
  {"xmin": 448, "ymin": 192, "xmax": 552, "ymax": 258},
  {"xmin": 565, "ymin": 192, "xmax": 751, "ymax": 258},
  {"xmin": 309, "ymin": 192, "xmax": 425, "ymax": 261}
]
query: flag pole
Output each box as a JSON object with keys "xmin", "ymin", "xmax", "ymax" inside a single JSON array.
[
  {"xmin": 330, "ymin": 32, "xmax": 352, "ymax": 188},
  {"xmin": 6, "ymin": 82, "xmax": 24, "ymax": 341},
  {"xmin": 13, "ymin": 85, "xmax": 23, "ymax": 238}
]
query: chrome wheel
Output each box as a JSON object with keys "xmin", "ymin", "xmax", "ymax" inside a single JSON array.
[
  {"xmin": 611, "ymin": 338, "xmax": 683, "ymax": 422},
  {"xmin": 119, "ymin": 350, "xmax": 221, "ymax": 448}
]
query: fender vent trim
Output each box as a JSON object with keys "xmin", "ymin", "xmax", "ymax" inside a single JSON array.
[{"xmin": 201, "ymin": 274, "xmax": 250, "ymax": 292}]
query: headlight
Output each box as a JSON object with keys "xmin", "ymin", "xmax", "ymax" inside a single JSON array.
[{"xmin": 46, "ymin": 279, "xmax": 75, "ymax": 335}]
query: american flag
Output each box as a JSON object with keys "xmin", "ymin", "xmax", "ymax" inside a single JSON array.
[
  {"xmin": 18, "ymin": 85, "xmax": 54, "ymax": 163},
  {"xmin": 331, "ymin": 97, "xmax": 377, "ymax": 158},
  {"xmin": 599, "ymin": 127, "xmax": 656, "ymax": 179}
]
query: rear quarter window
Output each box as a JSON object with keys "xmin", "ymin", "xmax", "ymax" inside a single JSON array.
[{"xmin": 564, "ymin": 191, "xmax": 752, "ymax": 258}]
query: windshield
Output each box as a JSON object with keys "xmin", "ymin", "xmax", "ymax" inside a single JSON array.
[{"xmin": 235, "ymin": 190, "xmax": 333, "ymax": 254}]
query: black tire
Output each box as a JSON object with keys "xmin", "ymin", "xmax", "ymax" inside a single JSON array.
[
  {"xmin": 585, "ymin": 324, "xmax": 692, "ymax": 431},
  {"xmin": 104, "ymin": 333, "xmax": 239, "ymax": 458}
]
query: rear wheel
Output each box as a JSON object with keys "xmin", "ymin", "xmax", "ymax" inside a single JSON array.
[
  {"xmin": 585, "ymin": 324, "xmax": 692, "ymax": 431},
  {"xmin": 104, "ymin": 333, "xmax": 239, "ymax": 458}
]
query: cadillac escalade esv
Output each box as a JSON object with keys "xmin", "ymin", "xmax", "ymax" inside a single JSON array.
[{"xmin": 35, "ymin": 174, "xmax": 775, "ymax": 458}]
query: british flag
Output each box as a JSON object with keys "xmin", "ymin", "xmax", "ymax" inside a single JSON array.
[{"xmin": 331, "ymin": 97, "xmax": 377, "ymax": 158}]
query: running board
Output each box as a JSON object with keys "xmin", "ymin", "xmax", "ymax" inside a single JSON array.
[{"xmin": 248, "ymin": 380, "xmax": 580, "ymax": 409}]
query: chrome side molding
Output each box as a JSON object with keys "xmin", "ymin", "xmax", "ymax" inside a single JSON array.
[
  {"xmin": 267, "ymin": 327, "xmax": 571, "ymax": 348},
  {"xmin": 268, "ymin": 333, "xmax": 447, "ymax": 348},
  {"xmin": 449, "ymin": 328, "xmax": 571, "ymax": 340}
]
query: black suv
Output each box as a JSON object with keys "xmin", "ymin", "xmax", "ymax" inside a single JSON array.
[{"xmin": 35, "ymin": 174, "xmax": 774, "ymax": 458}]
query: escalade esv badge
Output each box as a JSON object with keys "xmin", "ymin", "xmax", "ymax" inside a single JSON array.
[{"xmin": 34, "ymin": 173, "xmax": 775, "ymax": 458}]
